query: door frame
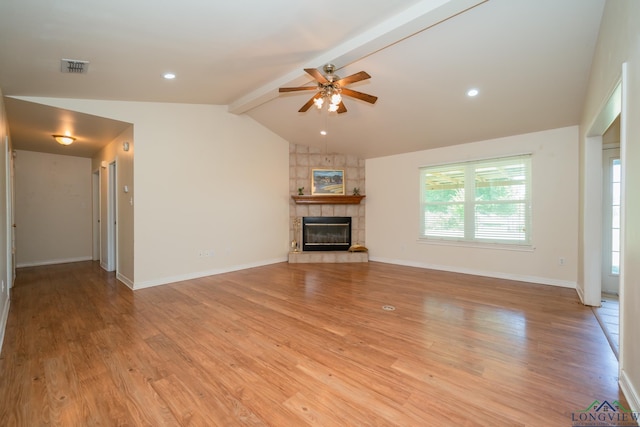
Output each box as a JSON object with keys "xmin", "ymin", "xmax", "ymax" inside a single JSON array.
[
  {"xmin": 583, "ymin": 64, "xmax": 628, "ymax": 370},
  {"xmin": 583, "ymin": 82, "xmax": 622, "ymax": 306},
  {"xmin": 106, "ymin": 161, "xmax": 117, "ymax": 272},
  {"xmin": 92, "ymin": 169, "xmax": 100, "ymax": 261},
  {"xmin": 98, "ymin": 160, "xmax": 117, "ymax": 273},
  {"xmin": 5, "ymin": 141, "xmax": 14, "ymax": 289}
]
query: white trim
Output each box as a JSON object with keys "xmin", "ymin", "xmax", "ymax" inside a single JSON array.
[
  {"xmin": 16, "ymin": 256, "xmax": 93, "ymax": 268},
  {"xmin": 0, "ymin": 293, "xmax": 9, "ymax": 353},
  {"xmin": 582, "ymin": 136, "xmax": 604, "ymax": 306},
  {"xmin": 586, "ymin": 81, "xmax": 622, "ymax": 138},
  {"xmin": 369, "ymin": 256, "xmax": 577, "ymax": 289},
  {"xmin": 620, "ymin": 369, "xmax": 640, "ymax": 412},
  {"xmin": 419, "ymin": 151, "xmax": 534, "ymax": 169},
  {"xmin": 575, "ymin": 284, "xmax": 586, "ymax": 305},
  {"xmin": 618, "ymin": 62, "xmax": 628, "ymax": 379},
  {"xmin": 106, "ymin": 161, "xmax": 116, "ymax": 272},
  {"xmin": 582, "ymin": 79, "xmax": 622, "ymax": 307},
  {"xmin": 132, "ymin": 257, "xmax": 287, "ymax": 290},
  {"xmin": 5, "ymin": 136, "xmax": 13, "ymax": 292},
  {"xmin": 417, "ymin": 238, "xmax": 535, "ymax": 252},
  {"xmin": 116, "ymin": 272, "xmax": 134, "ymax": 290},
  {"xmin": 92, "ymin": 169, "xmax": 100, "ymax": 261}
]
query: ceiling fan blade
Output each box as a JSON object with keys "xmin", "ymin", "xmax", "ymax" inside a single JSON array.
[
  {"xmin": 299, "ymin": 93, "xmax": 321, "ymax": 112},
  {"xmin": 341, "ymin": 87, "xmax": 378, "ymax": 104},
  {"xmin": 279, "ymin": 86, "xmax": 318, "ymax": 93},
  {"xmin": 335, "ymin": 71, "xmax": 371, "ymax": 87},
  {"xmin": 304, "ymin": 68, "xmax": 328, "ymax": 84},
  {"xmin": 337, "ymin": 102, "xmax": 347, "ymax": 114}
]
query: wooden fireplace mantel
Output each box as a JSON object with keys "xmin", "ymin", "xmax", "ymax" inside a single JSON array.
[{"xmin": 291, "ymin": 195, "xmax": 365, "ymax": 205}]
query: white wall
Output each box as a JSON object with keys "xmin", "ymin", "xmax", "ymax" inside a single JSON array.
[
  {"xmin": 0, "ymin": 90, "xmax": 11, "ymax": 351},
  {"xmin": 366, "ymin": 126, "xmax": 579, "ymax": 287},
  {"xmin": 14, "ymin": 150, "xmax": 92, "ymax": 267},
  {"xmin": 92, "ymin": 125, "xmax": 134, "ymax": 287},
  {"xmin": 579, "ymin": 0, "xmax": 640, "ymax": 411},
  {"xmin": 19, "ymin": 98, "xmax": 290, "ymax": 288}
]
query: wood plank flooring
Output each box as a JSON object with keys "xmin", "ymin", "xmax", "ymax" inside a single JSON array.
[
  {"xmin": 593, "ymin": 293, "xmax": 620, "ymax": 359},
  {"xmin": 0, "ymin": 261, "xmax": 631, "ymax": 426}
]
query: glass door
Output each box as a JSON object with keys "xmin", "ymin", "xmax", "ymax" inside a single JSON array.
[{"xmin": 602, "ymin": 148, "xmax": 620, "ymax": 294}]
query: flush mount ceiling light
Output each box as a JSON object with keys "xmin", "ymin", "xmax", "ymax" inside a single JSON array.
[
  {"xmin": 467, "ymin": 88, "xmax": 479, "ymax": 97},
  {"xmin": 52, "ymin": 134, "xmax": 76, "ymax": 146},
  {"xmin": 163, "ymin": 73, "xmax": 176, "ymax": 80}
]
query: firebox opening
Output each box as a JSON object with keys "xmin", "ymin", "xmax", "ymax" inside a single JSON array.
[{"xmin": 302, "ymin": 217, "xmax": 351, "ymax": 252}]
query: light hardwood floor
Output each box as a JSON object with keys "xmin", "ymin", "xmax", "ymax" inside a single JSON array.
[
  {"xmin": 593, "ymin": 293, "xmax": 620, "ymax": 359},
  {"xmin": 0, "ymin": 261, "xmax": 631, "ymax": 426}
]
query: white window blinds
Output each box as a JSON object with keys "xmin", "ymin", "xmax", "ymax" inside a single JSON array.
[{"xmin": 420, "ymin": 155, "xmax": 532, "ymax": 245}]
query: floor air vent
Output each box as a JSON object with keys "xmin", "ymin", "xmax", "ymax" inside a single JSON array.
[{"xmin": 61, "ymin": 59, "xmax": 89, "ymax": 74}]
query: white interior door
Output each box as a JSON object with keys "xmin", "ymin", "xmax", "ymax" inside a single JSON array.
[
  {"xmin": 106, "ymin": 161, "xmax": 116, "ymax": 272},
  {"xmin": 99, "ymin": 161, "xmax": 117, "ymax": 272},
  {"xmin": 92, "ymin": 170, "xmax": 100, "ymax": 261}
]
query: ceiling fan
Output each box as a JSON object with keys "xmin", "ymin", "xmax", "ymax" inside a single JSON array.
[{"xmin": 279, "ymin": 64, "xmax": 378, "ymax": 114}]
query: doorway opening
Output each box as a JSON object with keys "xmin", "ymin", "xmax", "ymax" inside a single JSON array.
[
  {"xmin": 594, "ymin": 117, "xmax": 621, "ymax": 358},
  {"xmin": 97, "ymin": 161, "xmax": 117, "ymax": 273},
  {"xmin": 583, "ymin": 75, "xmax": 624, "ymax": 360}
]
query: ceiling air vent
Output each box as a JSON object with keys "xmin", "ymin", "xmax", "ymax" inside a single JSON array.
[{"xmin": 60, "ymin": 59, "xmax": 89, "ymax": 74}]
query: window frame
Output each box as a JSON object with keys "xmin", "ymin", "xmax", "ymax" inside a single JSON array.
[{"xmin": 419, "ymin": 154, "xmax": 532, "ymax": 247}]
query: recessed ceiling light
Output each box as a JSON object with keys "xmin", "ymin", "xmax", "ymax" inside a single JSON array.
[
  {"xmin": 163, "ymin": 73, "xmax": 176, "ymax": 80},
  {"xmin": 320, "ymin": 130, "xmax": 327, "ymax": 136},
  {"xmin": 467, "ymin": 88, "xmax": 479, "ymax": 97}
]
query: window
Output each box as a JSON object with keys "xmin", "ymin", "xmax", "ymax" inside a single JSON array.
[
  {"xmin": 610, "ymin": 157, "xmax": 621, "ymax": 275},
  {"xmin": 420, "ymin": 154, "xmax": 532, "ymax": 245}
]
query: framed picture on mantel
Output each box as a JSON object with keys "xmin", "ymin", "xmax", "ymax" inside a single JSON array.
[{"xmin": 311, "ymin": 169, "xmax": 345, "ymax": 195}]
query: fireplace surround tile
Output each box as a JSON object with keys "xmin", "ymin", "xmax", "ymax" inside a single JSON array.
[
  {"xmin": 288, "ymin": 251, "xmax": 368, "ymax": 263},
  {"xmin": 289, "ymin": 143, "xmax": 366, "ymax": 262}
]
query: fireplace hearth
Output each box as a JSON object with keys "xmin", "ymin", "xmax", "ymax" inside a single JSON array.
[{"xmin": 302, "ymin": 217, "xmax": 351, "ymax": 251}]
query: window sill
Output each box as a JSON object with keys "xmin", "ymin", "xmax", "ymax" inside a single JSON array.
[{"xmin": 417, "ymin": 238, "xmax": 535, "ymax": 252}]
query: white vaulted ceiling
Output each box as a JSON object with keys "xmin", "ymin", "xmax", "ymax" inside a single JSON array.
[{"xmin": 0, "ymin": 0, "xmax": 605, "ymax": 158}]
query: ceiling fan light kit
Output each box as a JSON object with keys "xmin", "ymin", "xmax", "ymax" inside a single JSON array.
[{"xmin": 279, "ymin": 63, "xmax": 377, "ymax": 114}]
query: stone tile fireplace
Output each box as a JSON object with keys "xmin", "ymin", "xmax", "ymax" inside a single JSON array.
[{"xmin": 288, "ymin": 143, "xmax": 367, "ymax": 263}]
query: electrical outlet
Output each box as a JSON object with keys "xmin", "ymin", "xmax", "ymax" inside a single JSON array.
[{"xmin": 559, "ymin": 257, "xmax": 565, "ymax": 266}]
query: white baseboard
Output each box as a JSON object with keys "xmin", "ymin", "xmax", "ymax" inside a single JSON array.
[
  {"xmin": 116, "ymin": 272, "xmax": 134, "ymax": 290},
  {"xmin": 575, "ymin": 284, "xmax": 586, "ymax": 304},
  {"xmin": 16, "ymin": 256, "xmax": 93, "ymax": 268},
  {"xmin": 0, "ymin": 294, "xmax": 10, "ymax": 355},
  {"xmin": 620, "ymin": 369, "xmax": 640, "ymax": 412},
  {"xmin": 132, "ymin": 257, "xmax": 288, "ymax": 290},
  {"xmin": 368, "ymin": 256, "xmax": 577, "ymax": 289}
]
